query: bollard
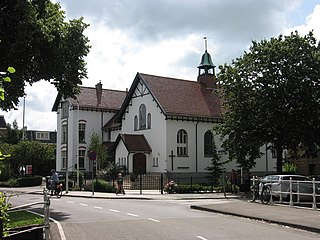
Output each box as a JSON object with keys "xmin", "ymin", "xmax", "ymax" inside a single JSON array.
[
  {"xmin": 289, "ymin": 177, "xmax": 293, "ymax": 207},
  {"xmin": 43, "ymin": 190, "xmax": 51, "ymax": 240},
  {"xmin": 312, "ymin": 178, "xmax": 317, "ymax": 210}
]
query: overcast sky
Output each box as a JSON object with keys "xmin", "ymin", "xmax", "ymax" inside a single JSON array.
[{"xmin": 1, "ymin": 0, "xmax": 320, "ymax": 131}]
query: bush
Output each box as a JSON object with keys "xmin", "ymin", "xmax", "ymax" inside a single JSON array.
[
  {"xmin": 83, "ymin": 179, "xmax": 115, "ymax": 193},
  {"xmin": 15, "ymin": 176, "xmax": 42, "ymax": 187}
]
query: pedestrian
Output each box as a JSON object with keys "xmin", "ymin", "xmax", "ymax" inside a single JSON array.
[
  {"xmin": 230, "ymin": 169, "xmax": 238, "ymax": 194},
  {"xmin": 116, "ymin": 173, "xmax": 125, "ymax": 195}
]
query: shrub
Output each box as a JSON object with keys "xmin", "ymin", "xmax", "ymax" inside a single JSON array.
[
  {"xmin": 15, "ymin": 176, "xmax": 42, "ymax": 187},
  {"xmin": 83, "ymin": 179, "xmax": 115, "ymax": 193}
]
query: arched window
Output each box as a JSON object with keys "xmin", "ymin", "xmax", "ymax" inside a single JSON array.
[
  {"xmin": 134, "ymin": 115, "xmax": 138, "ymax": 130},
  {"xmin": 139, "ymin": 104, "xmax": 146, "ymax": 130},
  {"xmin": 204, "ymin": 130, "xmax": 214, "ymax": 157},
  {"xmin": 147, "ymin": 113, "xmax": 151, "ymax": 129},
  {"xmin": 177, "ymin": 129, "xmax": 188, "ymax": 156}
]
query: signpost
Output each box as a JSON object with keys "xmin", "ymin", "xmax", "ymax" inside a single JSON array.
[{"xmin": 88, "ymin": 151, "xmax": 96, "ymax": 195}]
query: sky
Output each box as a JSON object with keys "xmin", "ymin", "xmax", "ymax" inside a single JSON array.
[{"xmin": 1, "ymin": 0, "xmax": 320, "ymax": 131}]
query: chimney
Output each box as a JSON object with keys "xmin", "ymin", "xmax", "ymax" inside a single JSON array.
[{"xmin": 96, "ymin": 81, "xmax": 102, "ymax": 105}]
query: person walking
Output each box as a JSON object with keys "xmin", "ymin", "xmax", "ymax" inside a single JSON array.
[
  {"xmin": 49, "ymin": 169, "xmax": 59, "ymax": 195},
  {"xmin": 116, "ymin": 173, "xmax": 125, "ymax": 195}
]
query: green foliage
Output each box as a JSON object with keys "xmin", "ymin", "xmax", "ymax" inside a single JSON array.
[
  {"xmin": 0, "ymin": 120, "xmax": 22, "ymax": 144},
  {"xmin": 8, "ymin": 211, "xmax": 43, "ymax": 229},
  {"xmin": 83, "ymin": 179, "xmax": 115, "ymax": 193},
  {"xmin": 282, "ymin": 162, "xmax": 297, "ymax": 173},
  {"xmin": 217, "ymin": 31, "xmax": 320, "ymax": 173},
  {"xmin": 88, "ymin": 131, "xmax": 108, "ymax": 171},
  {"xmin": 0, "ymin": 66, "xmax": 15, "ymax": 101},
  {"xmin": 205, "ymin": 138, "xmax": 225, "ymax": 185},
  {"xmin": 0, "ymin": 191, "xmax": 11, "ymax": 236},
  {"xmin": 0, "ymin": 0, "xmax": 90, "ymax": 110},
  {"xmin": 15, "ymin": 176, "xmax": 42, "ymax": 187}
]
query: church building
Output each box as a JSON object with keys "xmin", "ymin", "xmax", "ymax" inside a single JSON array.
[{"xmin": 52, "ymin": 47, "xmax": 276, "ymax": 177}]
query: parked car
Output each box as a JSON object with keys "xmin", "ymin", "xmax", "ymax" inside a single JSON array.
[{"xmin": 259, "ymin": 174, "xmax": 320, "ymax": 202}]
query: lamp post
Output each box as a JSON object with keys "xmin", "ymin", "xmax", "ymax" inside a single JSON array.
[{"xmin": 22, "ymin": 95, "xmax": 26, "ymax": 140}]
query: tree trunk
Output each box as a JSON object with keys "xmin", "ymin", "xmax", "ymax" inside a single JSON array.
[{"xmin": 276, "ymin": 143, "xmax": 283, "ymax": 173}]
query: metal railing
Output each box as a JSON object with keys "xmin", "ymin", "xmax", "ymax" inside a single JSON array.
[
  {"xmin": 3, "ymin": 189, "xmax": 51, "ymax": 240},
  {"xmin": 252, "ymin": 176, "xmax": 320, "ymax": 210}
]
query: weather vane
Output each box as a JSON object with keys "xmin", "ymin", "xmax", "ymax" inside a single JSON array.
[{"xmin": 203, "ymin": 37, "xmax": 207, "ymax": 51}]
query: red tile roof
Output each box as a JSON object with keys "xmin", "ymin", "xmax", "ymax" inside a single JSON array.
[
  {"xmin": 69, "ymin": 87, "xmax": 127, "ymax": 111},
  {"xmin": 117, "ymin": 134, "xmax": 152, "ymax": 152},
  {"xmin": 140, "ymin": 73, "xmax": 223, "ymax": 119}
]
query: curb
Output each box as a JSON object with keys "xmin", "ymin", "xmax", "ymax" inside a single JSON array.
[{"xmin": 190, "ymin": 205, "xmax": 320, "ymax": 234}]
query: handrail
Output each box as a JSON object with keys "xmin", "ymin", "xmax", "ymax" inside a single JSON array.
[
  {"xmin": 6, "ymin": 188, "xmax": 51, "ymax": 240},
  {"xmin": 251, "ymin": 176, "xmax": 319, "ymax": 210}
]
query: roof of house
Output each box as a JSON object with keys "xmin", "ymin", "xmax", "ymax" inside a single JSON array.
[
  {"xmin": 115, "ymin": 134, "xmax": 152, "ymax": 153},
  {"xmin": 52, "ymin": 86, "xmax": 127, "ymax": 111},
  {"xmin": 116, "ymin": 72, "xmax": 223, "ymax": 122}
]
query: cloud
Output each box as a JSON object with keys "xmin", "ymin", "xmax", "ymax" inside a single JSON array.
[{"xmin": 1, "ymin": 0, "xmax": 320, "ymax": 131}]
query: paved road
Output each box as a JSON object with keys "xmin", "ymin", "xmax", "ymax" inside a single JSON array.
[{"xmin": 7, "ymin": 192, "xmax": 320, "ymax": 240}]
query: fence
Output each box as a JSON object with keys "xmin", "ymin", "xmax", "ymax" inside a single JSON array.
[
  {"xmin": 1, "ymin": 189, "xmax": 51, "ymax": 240},
  {"xmin": 252, "ymin": 176, "xmax": 320, "ymax": 210}
]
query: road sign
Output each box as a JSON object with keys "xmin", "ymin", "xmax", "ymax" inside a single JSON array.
[{"xmin": 88, "ymin": 151, "xmax": 96, "ymax": 161}]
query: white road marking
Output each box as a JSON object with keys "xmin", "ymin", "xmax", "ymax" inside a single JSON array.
[
  {"xmin": 80, "ymin": 203, "xmax": 88, "ymax": 206},
  {"xmin": 94, "ymin": 206, "xmax": 103, "ymax": 209},
  {"xmin": 196, "ymin": 236, "xmax": 207, "ymax": 240},
  {"xmin": 148, "ymin": 218, "xmax": 160, "ymax": 223},
  {"xmin": 109, "ymin": 209, "xmax": 120, "ymax": 212},
  {"xmin": 67, "ymin": 201, "xmax": 74, "ymax": 204},
  {"xmin": 127, "ymin": 213, "xmax": 139, "ymax": 217}
]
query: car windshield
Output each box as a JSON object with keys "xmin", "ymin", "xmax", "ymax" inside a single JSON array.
[{"xmin": 282, "ymin": 176, "xmax": 311, "ymax": 181}]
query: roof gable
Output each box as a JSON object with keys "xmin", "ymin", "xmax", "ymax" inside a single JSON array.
[
  {"xmin": 116, "ymin": 73, "xmax": 223, "ymax": 122},
  {"xmin": 115, "ymin": 134, "xmax": 152, "ymax": 153}
]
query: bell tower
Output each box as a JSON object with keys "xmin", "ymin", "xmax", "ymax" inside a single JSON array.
[{"xmin": 197, "ymin": 37, "xmax": 216, "ymax": 89}]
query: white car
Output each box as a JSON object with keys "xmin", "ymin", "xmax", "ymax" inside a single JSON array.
[{"xmin": 259, "ymin": 174, "xmax": 320, "ymax": 202}]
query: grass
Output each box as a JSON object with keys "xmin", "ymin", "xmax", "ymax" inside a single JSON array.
[{"xmin": 8, "ymin": 211, "xmax": 44, "ymax": 229}]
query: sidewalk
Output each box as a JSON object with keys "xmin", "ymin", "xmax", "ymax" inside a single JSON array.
[{"xmin": 2, "ymin": 185, "xmax": 320, "ymax": 235}]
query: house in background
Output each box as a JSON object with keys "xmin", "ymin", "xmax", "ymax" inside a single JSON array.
[
  {"xmin": 52, "ymin": 85, "xmax": 127, "ymax": 172},
  {"xmin": 24, "ymin": 129, "xmax": 57, "ymax": 144},
  {"xmin": 0, "ymin": 115, "xmax": 7, "ymax": 136},
  {"xmin": 52, "ymin": 47, "xmax": 278, "ymax": 177}
]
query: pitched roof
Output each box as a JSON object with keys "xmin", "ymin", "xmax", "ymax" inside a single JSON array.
[
  {"xmin": 141, "ymin": 73, "xmax": 222, "ymax": 119},
  {"xmin": 116, "ymin": 73, "xmax": 223, "ymax": 122},
  {"xmin": 116, "ymin": 134, "xmax": 152, "ymax": 153},
  {"xmin": 52, "ymin": 86, "xmax": 127, "ymax": 111}
]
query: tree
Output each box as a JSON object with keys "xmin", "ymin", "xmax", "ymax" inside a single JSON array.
[
  {"xmin": 88, "ymin": 131, "xmax": 108, "ymax": 171},
  {"xmin": 217, "ymin": 31, "xmax": 320, "ymax": 173},
  {"xmin": 0, "ymin": 0, "xmax": 90, "ymax": 110},
  {"xmin": 0, "ymin": 120, "xmax": 22, "ymax": 144},
  {"xmin": 0, "ymin": 141, "xmax": 56, "ymax": 177},
  {"xmin": 205, "ymin": 139, "xmax": 225, "ymax": 186}
]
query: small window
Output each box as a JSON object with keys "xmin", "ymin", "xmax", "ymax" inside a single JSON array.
[
  {"xmin": 61, "ymin": 101, "xmax": 69, "ymax": 119},
  {"xmin": 36, "ymin": 132, "xmax": 50, "ymax": 140},
  {"xmin": 152, "ymin": 157, "xmax": 158, "ymax": 167},
  {"xmin": 79, "ymin": 150, "xmax": 86, "ymax": 169},
  {"xmin": 134, "ymin": 115, "xmax": 138, "ymax": 130},
  {"xmin": 177, "ymin": 129, "xmax": 188, "ymax": 156},
  {"xmin": 139, "ymin": 104, "xmax": 146, "ymax": 130},
  {"xmin": 204, "ymin": 130, "xmax": 213, "ymax": 157},
  {"xmin": 147, "ymin": 113, "xmax": 151, "ymax": 129},
  {"xmin": 62, "ymin": 151, "xmax": 67, "ymax": 169},
  {"xmin": 79, "ymin": 123, "xmax": 86, "ymax": 143},
  {"xmin": 61, "ymin": 125, "xmax": 67, "ymax": 144}
]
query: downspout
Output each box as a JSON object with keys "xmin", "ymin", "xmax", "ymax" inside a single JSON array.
[{"xmin": 196, "ymin": 121, "xmax": 199, "ymax": 172}]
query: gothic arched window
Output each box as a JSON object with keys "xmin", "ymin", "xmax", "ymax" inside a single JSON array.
[
  {"xmin": 204, "ymin": 130, "xmax": 214, "ymax": 157},
  {"xmin": 147, "ymin": 113, "xmax": 151, "ymax": 129},
  {"xmin": 139, "ymin": 104, "xmax": 146, "ymax": 130},
  {"xmin": 134, "ymin": 115, "xmax": 138, "ymax": 130},
  {"xmin": 177, "ymin": 129, "xmax": 188, "ymax": 156}
]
